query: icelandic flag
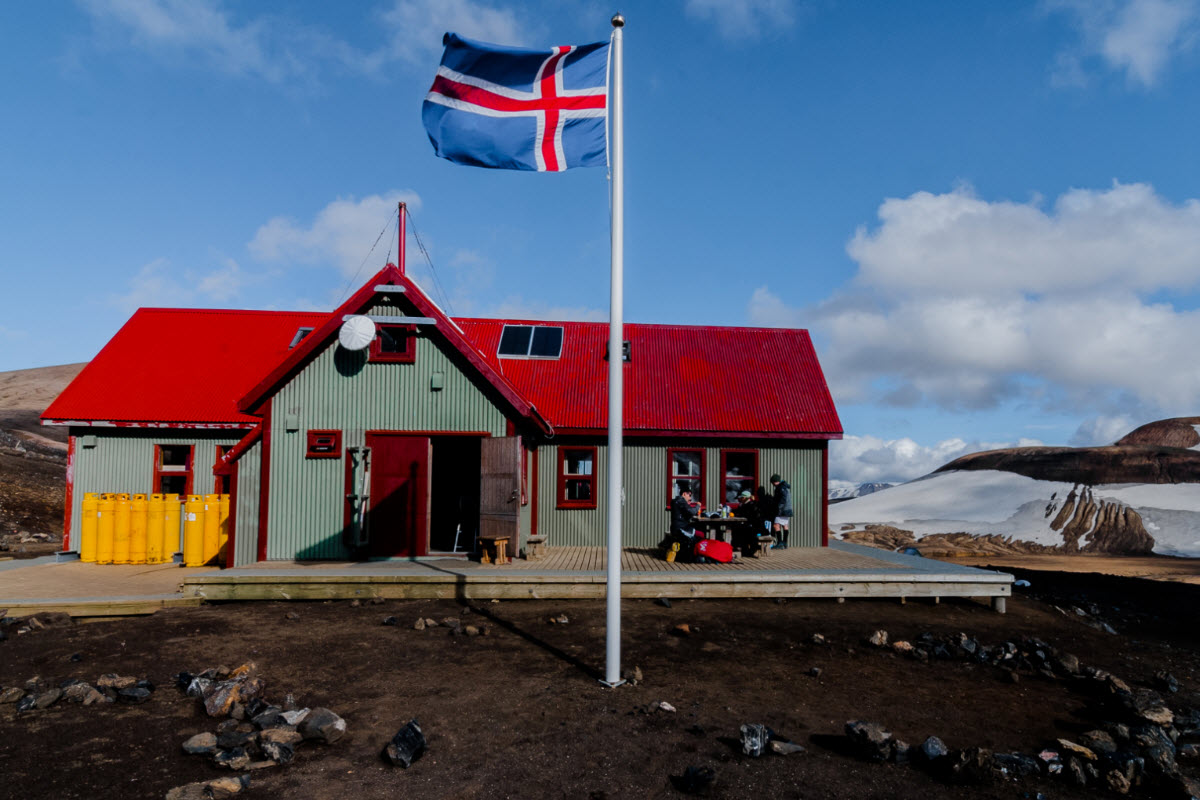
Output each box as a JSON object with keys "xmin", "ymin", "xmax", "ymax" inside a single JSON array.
[{"xmin": 423, "ymin": 33, "xmax": 609, "ymax": 172}]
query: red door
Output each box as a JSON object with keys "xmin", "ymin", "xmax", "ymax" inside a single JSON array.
[{"xmin": 366, "ymin": 434, "xmax": 430, "ymax": 558}]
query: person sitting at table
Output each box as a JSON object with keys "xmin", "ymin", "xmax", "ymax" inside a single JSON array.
[
  {"xmin": 731, "ymin": 490, "xmax": 764, "ymax": 554},
  {"xmin": 668, "ymin": 487, "xmax": 702, "ymax": 561}
]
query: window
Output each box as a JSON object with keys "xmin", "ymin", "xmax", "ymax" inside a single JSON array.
[
  {"xmin": 558, "ymin": 447, "xmax": 596, "ymax": 509},
  {"xmin": 498, "ymin": 325, "xmax": 563, "ymax": 359},
  {"xmin": 214, "ymin": 446, "xmax": 231, "ymax": 494},
  {"xmin": 306, "ymin": 429, "xmax": 342, "ymax": 459},
  {"xmin": 154, "ymin": 444, "xmax": 193, "ymax": 496},
  {"xmin": 289, "ymin": 327, "xmax": 314, "ymax": 349},
  {"xmin": 721, "ymin": 449, "xmax": 758, "ymax": 505},
  {"xmin": 369, "ymin": 324, "xmax": 415, "ymax": 363},
  {"xmin": 668, "ymin": 449, "xmax": 704, "ymax": 503}
]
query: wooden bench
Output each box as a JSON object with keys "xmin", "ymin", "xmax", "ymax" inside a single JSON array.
[
  {"xmin": 478, "ymin": 535, "xmax": 510, "ymax": 565},
  {"xmin": 753, "ymin": 536, "xmax": 776, "ymax": 558}
]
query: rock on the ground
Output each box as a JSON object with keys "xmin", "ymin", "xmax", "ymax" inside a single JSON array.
[
  {"xmin": 381, "ymin": 719, "xmax": 426, "ymax": 768},
  {"xmin": 845, "ymin": 721, "xmax": 893, "ymax": 762},
  {"xmin": 867, "ymin": 630, "xmax": 888, "ymax": 647},
  {"xmin": 298, "ymin": 707, "xmax": 346, "ymax": 744},
  {"xmin": 182, "ymin": 732, "xmax": 217, "ymax": 755}
]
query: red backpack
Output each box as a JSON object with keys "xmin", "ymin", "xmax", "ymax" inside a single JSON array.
[{"xmin": 694, "ymin": 538, "xmax": 733, "ymax": 563}]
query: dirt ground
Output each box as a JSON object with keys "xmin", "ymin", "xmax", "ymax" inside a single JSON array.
[{"xmin": 2, "ymin": 570, "xmax": 1199, "ymax": 800}]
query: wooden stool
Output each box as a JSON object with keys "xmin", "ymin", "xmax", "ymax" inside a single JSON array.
[
  {"xmin": 524, "ymin": 535, "xmax": 547, "ymax": 561},
  {"xmin": 479, "ymin": 535, "xmax": 510, "ymax": 565},
  {"xmin": 755, "ymin": 536, "xmax": 776, "ymax": 558}
]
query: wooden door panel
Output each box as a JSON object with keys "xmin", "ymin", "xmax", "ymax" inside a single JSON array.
[
  {"xmin": 479, "ymin": 436, "xmax": 520, "ymax": 549},
  {"xmin": 366, "ymin": 434, "xmax": 430, "ymax": 558}
]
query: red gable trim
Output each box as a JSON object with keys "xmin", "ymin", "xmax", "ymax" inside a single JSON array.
[
  {"xmin": 550, "ymin": 427, "xmax": 844, "ymax": 440},
  {"xmin": 43, "ymin": 420, "xmax": 254, "ymax": 429},
  {"xmin": 237, "ymin": 265, "xmax": 549, "ymax": 433}
]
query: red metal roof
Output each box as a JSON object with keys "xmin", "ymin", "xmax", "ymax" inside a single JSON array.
[
  {"xmin": 456, "ymin": 319, "xmax": 843, "ymax": 438},
  {"xmin": 42, "ymin": 309, "xmax": 326, "ymax": 425},
  {"xmin": 44, "ymin": 273, "xmax": 842, "ymax": 439}
]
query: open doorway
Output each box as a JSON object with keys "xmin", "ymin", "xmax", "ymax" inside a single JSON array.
[{"xmin": 429, "ymin": 436, "xmax": 482, "ymax": 553}]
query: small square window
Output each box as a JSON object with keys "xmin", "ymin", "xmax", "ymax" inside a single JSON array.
[
  {"xmin": 668, "ymin": 449, "xmax": 705, "ymax": 504},
  {"xmin": 558, "ymin": 446, "xmax": 597, "ymax": 509},
  {"xmin": 306, "ymin": 430, "xmax": 342, "ymax": 459},
  {"xmin": 369, "ymin": 325, "xmax": 415, "ymax": 363}
]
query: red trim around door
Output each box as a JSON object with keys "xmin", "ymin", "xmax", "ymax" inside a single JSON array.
[
  {"xmin": 257, "ymin": 399, "xmax": 272, "ymax": 562},
  {"xmin": 62, "ymin": 435, "xmax": 75, "ymax": 552},
  {"xmin": 821, "ymin": 444, "xmax": 829, "ymax": 547}
]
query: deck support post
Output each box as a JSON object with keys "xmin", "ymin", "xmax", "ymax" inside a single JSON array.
[{"xmin": 991, "ymin": 596, "xmax": 1006, "ymax": 614}]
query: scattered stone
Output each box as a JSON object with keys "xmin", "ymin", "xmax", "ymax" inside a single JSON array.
[
  {"xmin": 413, "ymin": 618, "xmax": 426, "ymax": 631},
  {"xmin": 68, "ymin": 652, "xmax": 82, "ymax": 662},
  {"xmin": 285, "ymin": 612, "xmax": 300, "ymax": 621},
  {"xmin": 15, "ymin": 694, "xmax": 36, "ymax": 713},
  {"xmin": 464, "ymin": 625, "xmax": 480, "ymax": 636},
  {"xmin": 655, "ymin": 598, "xmax": 672, "ymax": 608},
  {"xmin": 212, "ymin": 748, "xmax": 251, "ymax": 770},
  {"xmin": 808, "ymin": 667, "xmax": 822, "ymax": 678},
  {"xmin": 34, "ymin": 688, "xmax": 63, "ymax": 709},
  {"xmin": 920, "ymin": 736, "xmax": 949, "ymax": 763},
  {"xmin": 1179, "ymin": 743, "xmax": 1200, "ymax": 760},
  {"xmin": 994, "ymin": 752, "xmax": 1040, "ymax": 777},
  {"xmin": 217, "ymin": 730, "xmax": 256, "ymax": 750},
  {"xmin": 116, "ymin": 687, "xmax": 151, "ymax": 704},
  {"xmin": 370, "ymin": 596, "xmax": 385, "ymax": 605},
  {"xmin": 867, "ymin": 630, "xmax": 888, "ymax": 647},
  {"xmin": 0, "ymin": 687, "xmax": 25, "ymax": 703},
  {"xmin": 382, "ymin": 616, "xmax": 398, "ymax": 626},
  {"xmin": 548, "ymin": 614, "xmax": 568, "ymax": 625},
  {"xmin": 1054, "ymin": 653, "xmax": 1082, "ymax": 675},
  {"xmin": 424, "ymin": 618, "xmax": 438, "ymax": 627},
  {"xmin": 441, "ymin": 616, "xmax": 463, "ymax": 630},
  {"xmin": 740, "ymin": 723, "xmax": 770, "ymax": 757},
  {"xmin": 281, "ymin": 709, "xmax": 309, "ymax": 726},
  {"xmin": 23, "ymin": 676, "xmax": 45, "ymax": 693},
  {"xmin": 810, "ymin": 633, "xmax": 826, "ymax": 645},
  {"xmin": 892, "ymin": 641, "xmax": 913, "ymax": 655},
  {"xmin": 770, "ymin": 739, "xmax": 806, "ymax": 756},
  {"xmin": 631, "ymin": 666, "xmax": 643, "ymax": 683},
  {"xmin": 350, "ymin": 599, "xmax": 361, "ymax": 608},
  {"xmin": 382, "ymin": 719, "xmax": 427, "ymax": 768},
  {"xmin": 260, "ymin": 740, "xmax": 295, "ymax": 764},
  {"xmin": 948, "ymin": 747, "xmax": 995, "ymax": 785},
  {"xmin": 96, "ymin": 673, "xmax": 138, "ymax": 690},
  {"xmin": 845, "ymin": 721, "xmax": 893, "ymax": 762},
  {"xmin": 1057, "ymin": 739, "xmax": 1097, "ymax": 761},
  {"xmin": 27, "ymin": 617, "xmax": 45, "ymax": 631},
  {"xmin": 1079, "ymin": 729, "xmax": 1117, "ymax": 754},
  {"xmin": 260, "ymin": 728, "xmax": 302, "ymax": 747},
  {"xmin": 62, "ymin": 683, "xmax": 100, "ymax": 704},
  {"xmin": 166, "ymin": 776, "xmax": 250, "ymax": 800},
  {"xmin": 298, "ymin": 707, "xmax": 346, "ymax": 744},
  {"xmin": 1153, "ymin": 670, "xmax": 1180, "ymax": 694},
  {"xmin": 657, "ymin": 701, "xmax": 676, "ymax": 713},
  {"xmin": 182, "ymin": 732, "xmax": 218, "ymax": 755},
  {"xmin": 673, "ymin": 624, "xmax": 691, "ymax": 636}
]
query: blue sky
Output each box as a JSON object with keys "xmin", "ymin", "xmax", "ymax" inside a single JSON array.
[{"xmin": 5, "ymin": 0, "xmax": 1200, "ymax": 487}]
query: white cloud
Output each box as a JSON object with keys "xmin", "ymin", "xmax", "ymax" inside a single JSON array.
[
  {"xmin": 377, "ymin": 0, "xmax": 530, "ymax": 66},
  {"xmin": 1047, "ymin": 0, "xmax": 1200, "ymax": 87},
  {"xmin": 78, "ymin": 0, "xmax": 533, "ymax": 80},
  {"xmin": 761, "ymin": 182, "xmax": 1200, "ymax": 416},
  {"xmin": 1069, "ymin": 414, "xmax": 1138, "ymax": 445},
  {"xmin": 248, "ymin": 191, "xmax": 420, "ymax": 277},
  {"xmin": 108, "ymin": 257, "xmax": 255, "ymax": 312},
  {"xmin": 684, "ymin": 0, "xmax": 796, "ymax": 40},
  {"xmin": 486, "ymin": 297, "xmax": 607, "ymax": 322},
  {"xmin": 830, "ymin": 434, "xmax": 1044, "ymax": 485}
]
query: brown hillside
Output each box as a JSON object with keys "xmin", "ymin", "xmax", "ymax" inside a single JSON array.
[
  {"xmin": 0, "ymin": 363, "xmax": 85, "ymax": 449},
  {"xmin": 937, "ymin": 445, "xmax": 1200, "ymax": 485},
  {"xmin": 1117, "ymin": 416, "xmax": 1200, "ymax": 448}
]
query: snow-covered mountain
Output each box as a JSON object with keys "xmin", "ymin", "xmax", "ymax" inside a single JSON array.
[
  {"xmin": 829, "ymin": 417, "xmax": 1200, "ymax": 558},
  {"xmin": 828, "ymin": 482, "xmax": 894, "ymax": 502}
]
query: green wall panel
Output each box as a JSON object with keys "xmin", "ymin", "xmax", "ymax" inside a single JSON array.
[
  {"xmin": 264, "ymin": 332, "xmax": 509, "ymax": 560},
  {"xmin": 231, "ymin": 441, "xmax": 261, "ymax": 567}
]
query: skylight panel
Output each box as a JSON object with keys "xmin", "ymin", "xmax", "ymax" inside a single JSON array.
[{"xmin": 498, "ymin": 324, "xmax": 563, "ymax": 359}]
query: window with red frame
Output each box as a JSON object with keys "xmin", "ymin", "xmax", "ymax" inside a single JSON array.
[
  {"xmin": 721, "ymin": 449, "xmax": 758, "ymax": 505},
  {"xmin": 558, "ymin": 447, "xmax": 596, "ymax": 509},
  {"xmin": 668, "ymin": 449, "xmax": 704, "ymax": 504},
  {"xmin": 154, "ymin": 444, "xmax": 193, "ymax": 496},
  {"xmin": 369, "ymin": 324, "xmax": 415, "ymax": 363}
]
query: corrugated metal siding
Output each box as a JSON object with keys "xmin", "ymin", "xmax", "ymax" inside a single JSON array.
[
  {"xmin": 535, "ymin": 441, "xmax": 826, "ymax": 549},
  {"xmin": 265, "ymin": 334, "xmax": 508, "ymax": 560},
  {"xmin": 232, "ymin": 441, "xmax": 261, "ymax": 567},
  {"xmin": 66, "ymin": 429, "xmax": 241, "ymax": 552}
]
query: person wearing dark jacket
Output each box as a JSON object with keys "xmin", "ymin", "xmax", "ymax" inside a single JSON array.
[
  {"xmin": 732, "ymin": 490, "xmax": 764, "ymax": 554},
  {"xmin": 669, "ymin": 489, "xmax": 701, "ymax": 561},
  {"xmin": 770, "ymin": 474, "xmax": 793, "ymax": 549}
]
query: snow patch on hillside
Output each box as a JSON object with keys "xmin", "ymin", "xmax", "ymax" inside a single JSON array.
[{"xmin": 829, "ymin": 469, "xmax": 1200, "ymax": 557}]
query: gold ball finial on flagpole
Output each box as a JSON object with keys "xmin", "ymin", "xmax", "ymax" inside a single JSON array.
[{"xmin": 611, "ymin": 12, "xmax": 625, "ymax": 27}]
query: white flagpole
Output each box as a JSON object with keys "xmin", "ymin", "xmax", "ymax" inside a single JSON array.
[{"xmin": 603, "ymin": 11, "xmax": 625, "ymax": 688}]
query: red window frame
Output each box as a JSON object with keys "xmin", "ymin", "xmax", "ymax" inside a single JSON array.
[
  {"xmin": 154, "ymin": 444, "xmax": 194, "ymax": 497},
  {"xmin": 305, "ymin": 429, "xmax": 343, "ymax": 459},
  {"xmin": 720, "ymin": 449, "xmax": 758, "ymax": 506},
  {"xmin": 369, "ymin": 324, "xmax": 416, "ymax": 363},
  {"xmin": 557, "ymin": 446, "xmax": 597, "ymax": 509},
  {"xmin": 667, "ymin": 448, "xmax": 705, "ymax": 506}
]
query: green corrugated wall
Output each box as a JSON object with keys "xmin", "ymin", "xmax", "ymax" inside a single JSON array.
[
  {"xmin": 264, "ymin": 329, "xmax": 508, "ymax": 560},
  {"xmin": 534, "ymin": 441, "xmax": 826, "ymax": 549},
  {"xmin": 66, "ymin": 428, "xmax": 242, "ymax": 553},
  {"xmin": 231, "ymin": 440, "xmax": 261, "ymax": 567}
]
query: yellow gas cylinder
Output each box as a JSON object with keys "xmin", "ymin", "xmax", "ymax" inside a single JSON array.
[
  {"xmin": 182, "ymin": 495, "xmax": 205, "ymax": 567},
  {"xmin": 112, "ymin": 493, "xmax": 132, "ymax": 564},
  {"xmin": 129, "ymin": 494, "xmax": 148, "ymax": 564},
  {"xmin": 146, "ymin": 494, "xmax": 165, "ymax": 564},
  {"xmin": 217, "ymin": 494, "xmax": 231, "ymax": 564},
  {"xmin": 96, "ymin": 494, "xmax": 116, "ymax": 564},
  {"xmin": 164, "ymin": 493, "xmax": 181, "ymax": 561},
  {"xmin": 202, "ymin": 493, "xmax": 220, "ymax": 564},
  {"xmin": 79, "ymin": 493, "xmax": 100, "ymax": 563}
]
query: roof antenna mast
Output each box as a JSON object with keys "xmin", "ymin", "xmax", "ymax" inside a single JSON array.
[{"xmin": 398, "ymin": 201, "xmax": 407, "ymax": 276}]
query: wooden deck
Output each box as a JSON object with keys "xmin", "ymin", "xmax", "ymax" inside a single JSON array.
[{"xmin": 181, "ymin": 542, "xmax": 1014, "ymax": 610}]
